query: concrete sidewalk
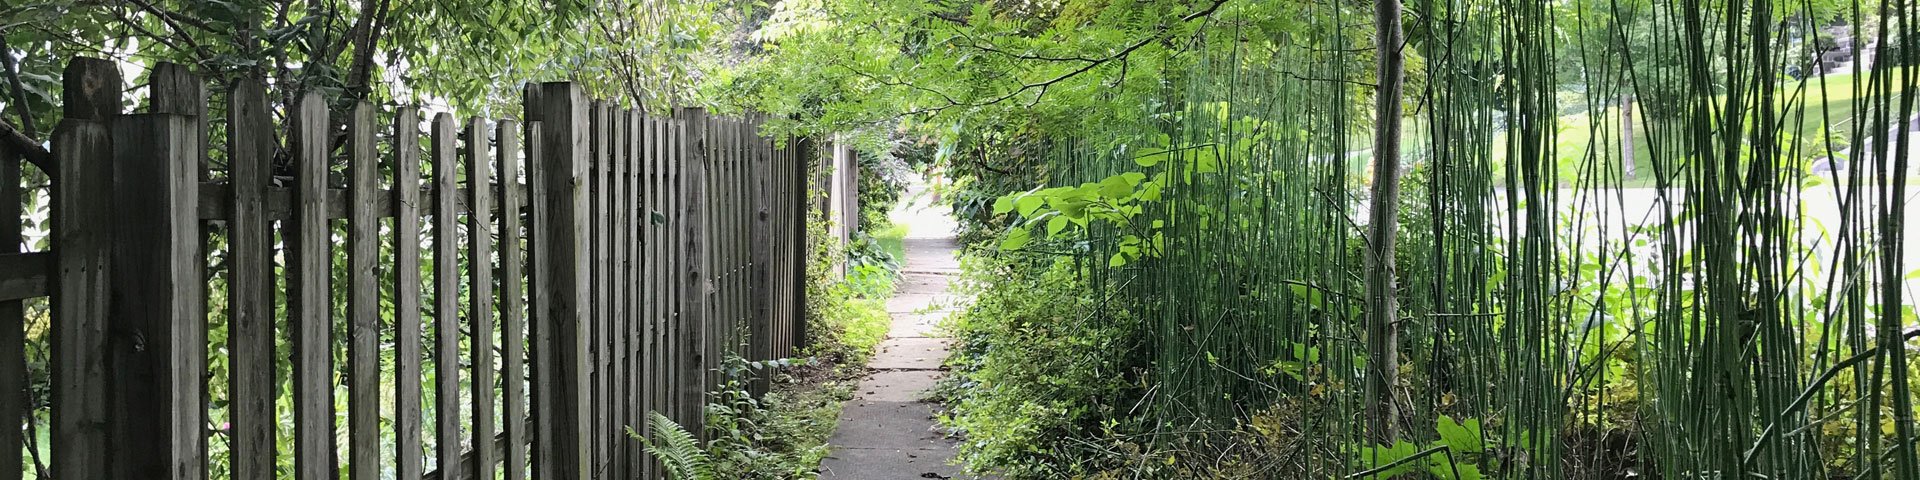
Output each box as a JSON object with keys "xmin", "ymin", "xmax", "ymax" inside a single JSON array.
[{"xmin": 819, "ymin": 184, "xmax": 985, "ymax": 479}]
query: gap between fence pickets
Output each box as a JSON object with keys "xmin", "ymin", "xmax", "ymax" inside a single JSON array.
[{"xmin": 195, "ymin": 180, "xmax": 530, "ymax": 222}]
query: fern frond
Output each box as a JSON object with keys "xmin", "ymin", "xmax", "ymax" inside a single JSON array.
[{"xmin": 643, "ymin": 411, "xmax": 716, "ymax": 480}]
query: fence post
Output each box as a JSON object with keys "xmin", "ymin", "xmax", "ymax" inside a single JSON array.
[
  {"xmin": 106, "ymin": 112, "xmax": 203, "ymax": 478},
  {"xmin": 675, "ymin": 107, "xmax": 711, "ymax": 435},
  {"xmin": 50, "ymin": 57, "xmax": 117, "ymax": 480},
  {"xmin": 529, "ymin": 82, "xmax": 591, "ymax": 480}
]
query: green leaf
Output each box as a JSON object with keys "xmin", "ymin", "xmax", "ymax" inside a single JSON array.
[
  {"xmin": 1000, "ymin": 226, "xmax": 1031, "ymax": 251},
  {"xmin": 1437, "ymin": 416, "xmax": 1483, "ymax": 454},
  {"xmin": 1046, "ymin": 215, "xmax": 1069, "ymax": 236},
  {"xmin": 1135, "ymin": 147, "xmax": 1169, "ymax": 167},
  {"xmin": 1098, "ymin": 176, "xmax": 1134, "ymax": 197},
  {"xmin": 1015, "ymin": 195, "xmax": 1047, "ymax": 218},
  {"xmin": 1109, "ymin": 252, "xmax": 1127, "ymax": 267},
  {"xmin": 992, "ymin": 195, "xmax": 1016, "ymax": 215}
]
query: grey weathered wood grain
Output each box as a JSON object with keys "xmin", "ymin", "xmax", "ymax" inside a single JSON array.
[
  {"xmin": 466, "ymin": 116, "xmax": 498, "ymax": 480},
  {"xmin": 50, "ymin": 57, "xmax": 117, "ymax": 480},
  {"xmin": 497, "ymin": 119, "xmax": 530, "ymax": 480},
  {"xmin": 622, "ymin": 108, "xmax": 644, "ymax": 476},
  {"xmin": 525, "ymin": 84, "xmax": 556, "ymax": 480},
  {"xmin": 393, "ymin": 107, "xmax": 427, "ymax": 480},
  {"xmin": 223, "ymin": 76, "xmax": 276, "ymax": 480},
  {"xmin": 608, "ymin": 107, "xmax": 630, "ymax": 479},
  {"xmin": 346, "ymin": 101, "xmax": 383, "ymax": 480},
  {"xmin": 641, "ymin": 115, "xmax": 665, "ymax": 480},
  {"xmin": 530, "ymin": 82, "xmax": 591, "ymax": 480},
  {"xmin": 750, "ymin": 117, "xmax": 774, "ymax": 397},
  {"xmin": 676, "ymin": 108, "xmax": 711, "ymax": 434},
  {"xmin": 108, "ymin": 112, "xmax": 205, "ymax": 479},
  {"xmin": 583, "ymin": 100, "xmax": 606, "ymax": 472},
  {"xmin": 589, "ymin": 101, "xmax": 610, "ymax": 476},
  {"xmin": 431, "ymin": 113, "xmax": 464, "ymax": 480},
  {"xmin": 287, "ymin": 93, "xmax": 338, "ymax": 480}
]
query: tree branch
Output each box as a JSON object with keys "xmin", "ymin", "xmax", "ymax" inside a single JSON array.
[
  {"xmin": 0, "ymin": 118, "xmax": 52, "ymax": 175},
  {"xmin": 896, "ymin": 0, "xmax": 1233, "ymax": 118},
  {"xmin": 0, "ymin": 36, "xmax": 37, "ymax": 139}
]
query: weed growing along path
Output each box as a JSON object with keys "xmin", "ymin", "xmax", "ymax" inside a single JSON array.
[{"xmin": 819, "ymin": 188, "xmax": 985, "ymax": 479}]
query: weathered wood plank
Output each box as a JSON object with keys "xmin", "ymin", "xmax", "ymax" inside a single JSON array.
[
  {"xmin": 287, "ymin": 93, "xmax": 337, "ymax": 480},
  {"xmin": 393, "ymin": 107, "xmax": 427, "ymax": 480},
  {"xmin": 623, "ymin": 108, "xmax": 644, "ymax": 476},
  {"xmin": 147, "ymin": 76, "xmax": 213, "ymax": 475},
  {"xmin": 0, "ymin": 252, "xmax": 49, "ymax": 301},
  {"xmin": 529, "ymin": 82, "xmax": 591, "ymax": 480},
  {"xmin": 0, "ymin": 106, "xmax": 24, "ymax": 480},
  {"xmin": 497, "ymin": 119, "xmax": 530, "ymax": 480},
  {"xmin": 346, "ymin": 101, "xmax": 382, "ymax": 480},
  {"xmin": 223, "ymin": 76, "xmax": 276, "ymax": 480},
  {"xmin": 108, "ymin": 112, "xmax": 205, "ymax": 479},
  {"xmin": 589, "ymin": 101, "xmax": 610, "ymax": 475},
  {"xmin": 466, "ymin": 116, "xmax": 498, "ymax": 480},
  {"xmin": 608, "ymin": 106, "xmax": 630, "ymax": 479},
  {"xmin": 750, "ymin": 118, "xmax": 774, "ymax": 397},
  {"xmin": 431, "ymin": 113, "xmax": 464, "ymax": 480},
  {"xmin": 50, "ymin": 57, "xmax": 116, "ymax": 480},
  {"xmin": 642, "ymin": 115, "xmax": 665, "ymax": 480},
  {"xmin": 676, "ymin": 108, "xmax": 711, "ymax": 434}
]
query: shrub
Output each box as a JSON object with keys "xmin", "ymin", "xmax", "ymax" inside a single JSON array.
[{"xmin": 938, "ymin": 253, "xmax": 1152, "ymax": 478}]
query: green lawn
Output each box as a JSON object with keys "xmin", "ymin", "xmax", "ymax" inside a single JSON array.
[
  {"xmin": 1538, "ymin": 69, "xmax": 1908, "ymax": 187},
  {"xmin": 871, "ymin": 222, "xmax": 909, "ymax": 264}
]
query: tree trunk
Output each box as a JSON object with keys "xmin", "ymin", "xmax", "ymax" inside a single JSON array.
[{"xmin": 1365, "ymin": 0, "xmax": 1406, "ymax": 446}]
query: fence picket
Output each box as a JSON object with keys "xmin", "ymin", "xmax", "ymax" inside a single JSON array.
[
  {"xmin": 676, "ymin": 108, "xmax": 711, "ymax": 435},
  {"xmin": 288, "ymin": 93, "xmax": 337, "ymax": 480},
  {"xmin": 751, "ymin": 117, "xmax": 774, "ymax": 397},
  {"xmin": 346, "ymin": 101, "xmax": 382, "ymax": 480},
  {"xmin": 393, "ymin": 106, "xmax": 428, "ymax": 480},
  {"xmin": 499, "ymin": 118, "xmax": 530, "ymax": 480},
  {"xmin": 220, "ymin": 76, "xmax": 277, "ymax": 480},
  {"xmin": 431, "ymin": 113, "xmax": 464, "ymax": 480},
  {"xmin": 467, "ymin": 116, "xmax": 498, "ymax": 479},
  {"xmin": 610, "ymin": 107, "xmax": 632, "ymax": 479}
]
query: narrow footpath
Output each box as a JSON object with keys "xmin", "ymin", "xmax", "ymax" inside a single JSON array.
[{"xmin": 819, "ymin": 194, "xmax": 981, "ymax": 479}]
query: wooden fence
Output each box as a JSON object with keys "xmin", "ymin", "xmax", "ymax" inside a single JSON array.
[{"xmin": 0, "ymin": 58, "xmax": 813, "ymax": 479}]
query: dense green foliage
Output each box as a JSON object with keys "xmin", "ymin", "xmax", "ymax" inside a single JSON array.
[{"xmin": 917, "ymin": 1, "xmax": 1920, "ymax": 479}]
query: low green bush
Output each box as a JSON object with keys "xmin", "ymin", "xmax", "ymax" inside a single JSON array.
[{"xmin": 937, "ymin": 253, "xmax": 1153, "ymax": 478}]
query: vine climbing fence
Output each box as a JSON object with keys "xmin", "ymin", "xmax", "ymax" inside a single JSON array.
[{"xmin": 0, "ymin": 57, "xmax": 813, "ymax": 479}]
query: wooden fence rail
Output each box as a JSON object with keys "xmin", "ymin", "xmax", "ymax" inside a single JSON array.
[{"xmin": 0, "ymin": 58, "xmax": 813, "ymax": 480}]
